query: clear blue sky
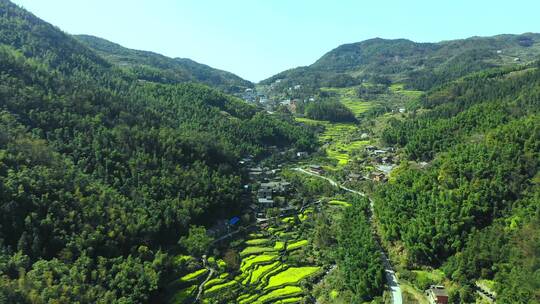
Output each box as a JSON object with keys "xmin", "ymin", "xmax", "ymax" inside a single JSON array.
[{"xmin": 12, "ymin": 0, "xmax": 540, "ymax": 82}]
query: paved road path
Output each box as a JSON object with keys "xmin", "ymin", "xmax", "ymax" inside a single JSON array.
[{"xmin": 293, "ymin": 167, "xmax": 403, "ymax": 304}]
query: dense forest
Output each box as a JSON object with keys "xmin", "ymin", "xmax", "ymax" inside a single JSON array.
[
  {"xmin": 375, "ymin": 62, "xmax": 540, "ymax": 302},
  {"xmin": 304, "ymin": 100, "xmax": 357, "ymax": 123},
  {"xmin": 0, "ymin": 1, "xmax": 315, "ymax": 302}
]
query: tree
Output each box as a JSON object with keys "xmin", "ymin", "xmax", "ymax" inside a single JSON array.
[{"xmin": 179, "ymin": 226, "xmax": 214, "ymax": 257}]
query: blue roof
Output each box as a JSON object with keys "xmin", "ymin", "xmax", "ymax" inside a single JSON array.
[{"xmin": 229, "ymin": 217, "xmax": 240, "ymax": 225}]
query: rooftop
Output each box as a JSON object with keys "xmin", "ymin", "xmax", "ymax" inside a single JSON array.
[{"xmin": 428, "ymin": 286, "xmax": 448, "ymax": 297}]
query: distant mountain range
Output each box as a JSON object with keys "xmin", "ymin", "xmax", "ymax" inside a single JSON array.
[
  {"xmin": 75, "ymin": 34, "xmax": 253, "ymax": 93},
  {"xmin": 262, "ymin": 34, "xmax": 540, "ymax": 90}
]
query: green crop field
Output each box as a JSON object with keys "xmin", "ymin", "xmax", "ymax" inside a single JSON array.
[
  {"xmin": 246, "ymin": 238, "xmax": 272, "ymax": 245},
  {"xmin": 265, "ymin": 266, "xmax": 321, "ymax": 290},
  {"xmin": 249, "ymin": 261, "xmax": 281, "ymax": 285},
  {"xmin": 204, "ymin": 280, "xmax": 237, "ymax": 295},
  {"xmin": 274, "ymin": 241, "xmax": 285, "ymax": 250},
  {"xmin": 295, "ymin": 108, "xmax": 371, "ymax": 166},
  {"xmin": 328, "ymin": 200, "xmax": 352, "ymax": 207},
  {"xmin": 320, "ymin": 86, "xmax": 376, "ymax": 117},
  {"xmin": 179, "ymin": 268, "xmax": 208, "ymax": 283},
  {"xmin": 389, "ymin": 83, "xmax": 423, "ymax": 99},
  {"xmin": 195, "ymin": 201, "xmax": 321, "ymax": 303},
  {"xmin": 340, "ymin": 99, "xmax": 375, "ymax": 116},
  {"xmin": 241, "ymin": 254, "xmax": 277, "ymax": 272},
  {"xmin": 240, "ymin": 246, "xmax": 277, "ymax": 257},
  {"xmin": 286, "ymin": 239, "xmax": 308, "ymax": 251},
  {"xmin": 255, "ymin": 286, "xmax": 304, "ymax": 303}
]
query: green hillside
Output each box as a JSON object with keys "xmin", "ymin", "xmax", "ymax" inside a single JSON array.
[
  {"xmin": 76, "ymin": 34, "xmax": 253, "ymax": 93},
  {"xmin": 375, "ymin": 63, "xmax": 540, "ymax": 302},
  {"xmin": 261, "ymin": 34, "xmax": 540, "ymax": 90},
  {"xmin": 0, "ymin": 0, "xmax": 314, "ymax": 302}
]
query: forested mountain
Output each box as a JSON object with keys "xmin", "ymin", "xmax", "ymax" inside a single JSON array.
[
  {"xmin": 0, "ymin": 0, "xmax": 315, "ymax": 302},
  {"xmin": 76, "ymin": 35, "xmax": 253, "ymax": 93},
  {"xmin": 376, "ymin": 62, "xmax": 540, "ymax": 302},
  {"xmin": 262, "ymin": 34, "xmax": 540, "ymax": 90}
]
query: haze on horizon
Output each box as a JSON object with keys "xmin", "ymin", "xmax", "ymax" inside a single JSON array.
[{"xmin": 11, "ymin": 0, "xmax": 540, "ymax": 82}]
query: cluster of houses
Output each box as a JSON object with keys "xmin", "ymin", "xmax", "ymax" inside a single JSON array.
[
  {"xmin": 247, "ymin": 164, "xmax": 294, "ymax": 219},
  {"xmin": 343, "ymin": 145, "xmax": 397, "ymax": 183}
]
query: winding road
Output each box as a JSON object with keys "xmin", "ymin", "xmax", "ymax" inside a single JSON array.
[{"xmin": 293, "ymin": 167, "xmax": 402, "ymax": 304}]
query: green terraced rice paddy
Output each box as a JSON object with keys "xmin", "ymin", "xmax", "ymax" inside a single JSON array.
[
  {"xmin": 179, "ymin": 268, "xmax": 208, "ymax": 283},
  {"xmin": 389, "ymin": 83, "xmax": 423, "ymax": 98},
  {"xmin": 255, "ymin": 286, "xmax": 303, "ymax": 303},
  {"xmin": 320, "ymin": 86, "xmax": 375, "ymax": 117},
  {"xmin": 265, "ymin": 267, "xmax": 321, "ymax": 290},
  {"xmin": 340, "ymin": 99, "xmax": 374, "ymax": 116},
  {"xmin": 274, "ymin": 241, "xmax": 285, "ymax": 250},
  {"xmin": 286, "ymin": 239, "xmax": 308, "ymax": 251},
  {"xmin": 248, "ymin": 261, "xmax": 281, "ymax": 285},
  {"xmin": 328, "ymin": 200, "xmax": 352, "ymax": 207},
  {"xmin": 275, "ymin": 296, "xmax": 303, "ymax": 303},
  {"xmin": 277, "ymin": 231, "xmax": 297, "ymax": 239},
  {"xmin": 326, "ymin": 140, "xmax": 369, "ymax": 165},
  {"xmin": 281, "ymin": 216, "xmax": 295, "ymax": 224},
  {"xmin": 246, "ymin": 238, "xmax": 272, "ymax": 245},
  {"xmin": 197, "ymin": 202, "xmax": 321, "ymax": 303},
  {"xmin": 204, "ymin": 280, "xmax": 237, "ymax": 295},
  {"xmin": 240, "ymin": 254, "xmax": 277, "ymax": 272},
  {"xmin": 295, "ymin": 116, "xmax": 369, "ymax": 166},
  {"xmin": 240, "ymin": 246, "xmax": 277, "ymax": 257},
  {"xmin": 203, "ymin": 277, "xmax": 225, "ymax": 289}
]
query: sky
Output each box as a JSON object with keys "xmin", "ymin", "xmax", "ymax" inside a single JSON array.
[{"xmin": 11, "ymin": 0, "xmax": 540, "ymax": 82}]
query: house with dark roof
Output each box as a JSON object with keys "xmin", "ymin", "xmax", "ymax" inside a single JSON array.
[{"xmin": 426, "ymin": 285, "xmax": 449, "ymax": 304}]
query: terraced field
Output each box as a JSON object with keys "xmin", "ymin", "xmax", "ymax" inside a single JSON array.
[
  {"xmin": 183, "ymin": 211, "xmax": 323, "ymax": 303},
  {"xmin": 328, "ymin": 199, "xmax": 352, "ymax": 207},
  {"xmin": 295, "ymin": 117, "xmax": 369, "ymax": 166},
  {"xmin": 320, "ymin": 86, "xmax": 376, "ymax": 118},
  {"xmin": 169, "ymin": 208, "xmax": 322, "ymax": 303}
]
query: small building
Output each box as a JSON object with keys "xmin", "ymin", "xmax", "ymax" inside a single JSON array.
[
  {"xmin": 371, "ymin": 172, "xmax": 387, "ymax": 182},
  {"xmin": 257, "ymin": 188, "xmax": 272, "ymax": 199},
  {"xmin": 360, "ymin": 133, "xmax": 369, "ymax": 140},
  {"xmin": 398, "ymin": 108, "xmax": 406, "ymax": 113},
  {"xmin": 248, "ymin": 167, "xmax": 264, "ymax": 180},
  {"xmin": 365, "ymin": 145, "xmax": 377, "ymax": 152},
  {"xmin": 296, "ymin": 151, "xmax": 309, "ymax": 158},
  {"xmin": 347, "ymin": 173, "xmax": 362, "ymax": 182},
  {"xmin": 280, "ymin": 206, "xmax": 297, "ymax": 216},
  {"xmin": 426, "ymin": 285, "xmax": 449, "ymax": 304},
  {"xmin": 308, "ymin": 165, "xmax": 324, "ymax": 175},
  {"xmin": 228, "ymin": 217, "xmax": 240, "ymax": 226},
  {"xmin": 260, "ymin": 181, "xmax": 291, "ymax": 194},
  {"xmin": 257, "ymin": 198, "xmax": 274, "ymax": 208}
]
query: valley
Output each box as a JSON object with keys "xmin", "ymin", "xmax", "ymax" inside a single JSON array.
[{"xmin": 0, "ymin": 1, "xmax": 539, "ymax": 303}]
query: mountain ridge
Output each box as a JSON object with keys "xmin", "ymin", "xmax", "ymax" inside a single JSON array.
[
  {"xmin": 261, "ymin": 33, "xmax": 540, "ymax": 90},
  {"xmin": 76, "ymin": 34, "xmax": 253, "ymax": 93}
]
